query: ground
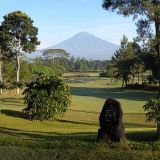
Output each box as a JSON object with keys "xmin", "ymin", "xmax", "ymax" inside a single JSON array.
[{"xmin": 0, "ymin": 73, "xmax": 160, "ymax": 160}]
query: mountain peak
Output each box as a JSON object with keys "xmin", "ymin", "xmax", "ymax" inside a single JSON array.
[
  {"xmin": 75, "ymin": 31, "xmax": 93, "ymax": 36},
  {"xmin": 73, "ymin": 32, "xmax": 99, "ymax": 40},
  {"xmin": 47, "ymin": 32, "xmax": 120, "ymax": 60}
]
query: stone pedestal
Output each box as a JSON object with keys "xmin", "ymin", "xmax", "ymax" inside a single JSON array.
[{"xmin": 97, "ymin": 98, "xmax": 125, "ymax": 142}]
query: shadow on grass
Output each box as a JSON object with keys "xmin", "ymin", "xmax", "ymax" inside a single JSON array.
[
  {"xmin": 56, "ymin": 119, "xmax": 98, "ymax": 126},
  {"xmin": 0, "ymin": 126, "xmax": 96, "ymax": 142},
  {"xmin": 1, "ymin": 109, "xmax": 26, "ymax": 119},
  {"xmin": 1, "ymin": 109, "xmax": 98, "ymax": 126},
  {"xmin": 1, "ymin": 109, "xmax": 154, "ymax": 130},
  {"xmin": 71, "ymin": 87, "xmax": 157, "ymax": 101},
  {"xmin": 126, "ymin": 131, "xmax": 157, "ymax": 142},
  {"xmin": 125, "ymin": 123, "xmax": 154, "ymax": 128},
  {"xmin": 0, "ymin": 126, "xmax": 157, "ymax": 143}
]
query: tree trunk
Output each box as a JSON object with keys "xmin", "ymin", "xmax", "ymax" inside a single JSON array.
[
  {"xmin": 138, "ymin": 72, "xmax": 140, "ymax": 84},
  {"xmin": 141, "ymin": 72, "xmax": 143, "ymax": 84},
  {"xmin": 132, "ymin": 73, "xmax": 135, "ymax": 84},
  {"xmin": 0, "ymin": 61, "xmax": 2, "ymax": 94},
  {"xmin": 155, "ymin": 19, "xmax": 160, "ymax": 94},
  {"xmin": 132, "ymin": 67, "xmax": 135, "ymax": 84},
  {"xmin": 122, "ymin": 78, "xmax": 124, "ymax": 88},
  {"xmin": 124, "ymin": 78, "xmax": 128, "ymax": 86},
  {"xmin": 110, "ymin": 76, "xmax": 112, "ymax": 84},
  {"xmin": 141, "ymin": 64, "xmax": 144, "ymax": 84},
  {"xmin": 16, "ymin": 53, "xmax": 20, "ymax": 95}
]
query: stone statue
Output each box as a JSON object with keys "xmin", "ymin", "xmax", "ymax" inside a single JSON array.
[{"xmin": 97, "ymin": 98, "xmax": 125, "ymax": 142}]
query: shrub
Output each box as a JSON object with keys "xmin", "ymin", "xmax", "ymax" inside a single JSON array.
[
  {"xmin": 23, "ymin": 73, "xmax": 71, "ymax": 121},
  {"xmin": 99, "ymin": 71, "xmax": 108, "ymax": 77},
  {"xmin": 8, "ymin": 81, "xmax": 24, "ymax": 90},
  {"xmin": 143, "ymin": 98, "xmax": 160, "ymax": 122}
]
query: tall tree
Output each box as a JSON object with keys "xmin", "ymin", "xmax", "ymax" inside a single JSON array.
[
  {"xmin": 126, "ymin": 41, "xmax": 143, "ymax": 84},
  {"xmin": 102, "ymin": 0, "xmax": 160, "ymax": 88},
  {"xmin": 112, "ymin": 35, "xmax": 134, "ymax": 87},
  {"xmin": 131, "ymin": 41, "xmax": 143, "ymax": 83},
  {"xmin": 43, "ymin": 49, "xmax": 69, "ymax": 75},
  {"xmin": 43, "ymin": 49, "xmax": 69, "ymax": 58},
  {"xmin": 1, "ymin": 11, "xmax": 40, "ymax": 94}
]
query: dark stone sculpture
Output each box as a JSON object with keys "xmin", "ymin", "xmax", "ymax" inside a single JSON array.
[{"xmin": 97, "ymin": 98, "xmax": 125, "ymax": 142}]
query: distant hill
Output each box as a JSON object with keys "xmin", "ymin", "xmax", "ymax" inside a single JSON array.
[
  {"xmin": 50, "ymin": 32, "xmax": 119, "ymax": 60},
  {"xmin": 28, "ymin": 32, "xmax": 119, "ymax": 60}
]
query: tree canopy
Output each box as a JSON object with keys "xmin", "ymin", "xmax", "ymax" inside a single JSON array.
[
  {"xmin": 102, "ymin": 0, "xmax": 160, "ymax": 88},
  {"xmin": 43, "ymin": 49, "xmax": 69, "ymax": 59},
  {"xmin": 1, "ymin": 11, "xmax": 40, "ymax": 94},
  {"xmin": 1, "ymin": 11, "xmax": 40, "ymax": 53}
]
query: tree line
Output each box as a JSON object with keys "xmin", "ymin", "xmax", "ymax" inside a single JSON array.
[{"xmin": 2, "ymin": 54, "xmax": 110, "ymax": 82}]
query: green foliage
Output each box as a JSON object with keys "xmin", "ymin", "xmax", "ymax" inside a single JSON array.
[
  {"xmin": 143, "ymin": 98, "xmax": 160, "ymax": 122},
  {"xmin": 30, "ymin": 63, "xmax": 54, "ymax": 77},
  {"xmin": 41, "ymin": 49, "xmax": 71, "ymax": 76},
  {"xmin": 43, "ymin": 49, "xmax": 69, "ymax": 58},
  {"xmin": 8, "ymin": 81, "xmax": 24, "ymax": 90},
  {"xmin": 1, "ymin": 11, "xmax": 40, "ymax": 54},
  {"xmin": 2, "ymin": 54, "xmax": 111, "ymax": 84},
  {"xmin": 0, "ymin": 81, "xmax": 24, "ymax": 90},
  {"xmin": 143, "ymin": 52, "xmax": 159, "ymax": 79},
  {"xmin": 54, "ymin": 64, "xmax": 66, "ymax": 76},
  {"xmin": 67, "ymin": 57, "xmax": 110, "ymax": 72},
  {"xmin": 0, "ymin": 26, "xmax": 13, "ymax": 61},
  {"xmin": 23, "ymin": 73, "xmax": 71, "ymax": 121},
  {"xmin": 3, "ymin": 61, "xmax": 16, "ymax": 82},
  {"xmin": 20, "ymin": 60, "xmax": 32, "ymax": 82},
  {"xmin": 102, "ymin": 0, "xmax": 160, "ymax": 85},
  {"xmin": 0, "ymin": 81, "xmax": 6, "ymax": 89},
  {"xmin": 1, "ymin": 11, "xmax": 40, "ymax": 94},
  {"xmin": 146, "ymin": 75, "xmax": 157, "ymax": 86},
  {"xmin": 112, "ymin": 35, "xmax": 134, "ymax": 87}
]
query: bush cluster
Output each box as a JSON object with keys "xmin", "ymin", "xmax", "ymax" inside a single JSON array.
[{"xmin": 23, "ymin": 74, "xmax": 71, "ymax": 121}]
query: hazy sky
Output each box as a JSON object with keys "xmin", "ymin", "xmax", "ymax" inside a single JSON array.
[{"xmin": 0, "ymin": 0, "xmax": 137, "ymax": 49}]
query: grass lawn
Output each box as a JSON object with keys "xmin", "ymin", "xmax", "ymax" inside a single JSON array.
[{"xmin": 0, "ymin": 75, "xmax": 160, "ymax": 160}]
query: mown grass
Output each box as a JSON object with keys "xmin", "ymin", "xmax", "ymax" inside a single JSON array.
[{"xmin": 0, "ymin": 76, "xmax": 159, "ymax": 160}]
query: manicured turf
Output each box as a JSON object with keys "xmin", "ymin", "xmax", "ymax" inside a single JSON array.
[{"xmin": 0, "ymin": 76, "xmax": 159, "ymax": 160}]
